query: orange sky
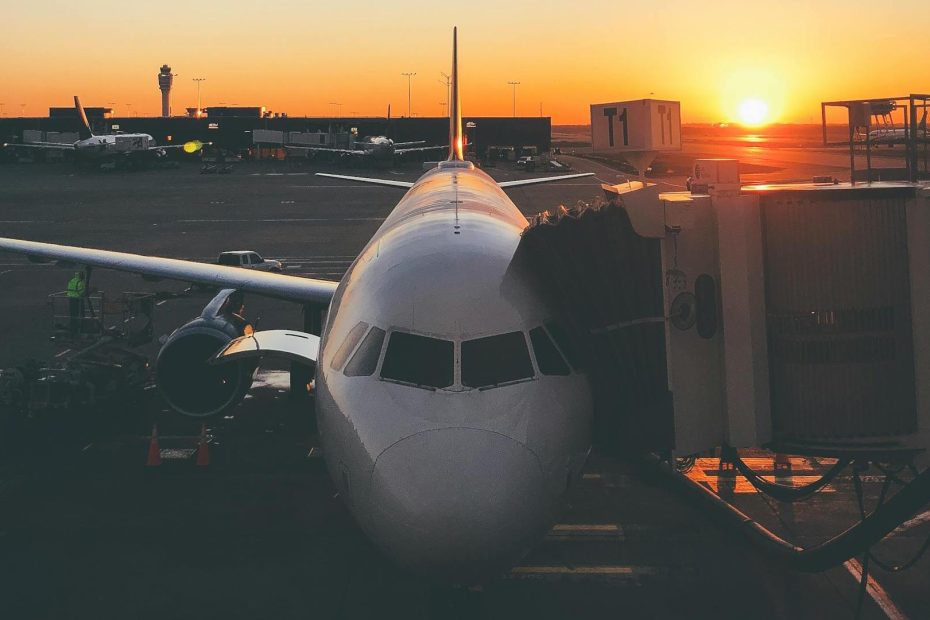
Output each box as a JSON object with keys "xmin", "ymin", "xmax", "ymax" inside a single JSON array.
[{"xmin": 1, "ymin": 1, "xmax": 927, "ymax": 124}]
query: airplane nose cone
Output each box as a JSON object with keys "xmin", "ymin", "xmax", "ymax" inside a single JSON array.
[{"xmin": 367, "ymin": 428, "xmax": 549, "ymax": 583}]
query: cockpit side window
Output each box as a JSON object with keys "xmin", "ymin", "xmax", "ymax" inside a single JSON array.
[
  {"xmin": 344, "ymin": 327, "xmax": 386, "ymax": 377},
  {"xmin": 380, "ymin": 331, "xmax": 454, "ymax": 389},
  {"xmin": 330, "ymin": 321, "xmax": 369, "ymax": 371},
  {"xmin": 530, "ymin": 327, "xmax": 570, "ymax": 376},
  {"xmin": 461, "ymin": 332, "xmax": 534, "ymax": 389},
  {"xmin": 545, "ymin": 321, "xmax": 582, "ymax": 370}
]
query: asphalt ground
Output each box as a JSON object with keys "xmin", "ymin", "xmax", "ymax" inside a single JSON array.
[{"xmin": 1, "ymin": 156, "xmax": 929, "ymax": 619}]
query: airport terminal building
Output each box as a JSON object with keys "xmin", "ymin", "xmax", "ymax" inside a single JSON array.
[{"xmin": 0, "ymin": 109, "xmax": 551, "ymax": 161}]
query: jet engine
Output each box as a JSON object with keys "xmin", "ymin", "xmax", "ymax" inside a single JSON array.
[{"xmin": 155, "ymin": 289, "xmax": 256, "ymax": 417}]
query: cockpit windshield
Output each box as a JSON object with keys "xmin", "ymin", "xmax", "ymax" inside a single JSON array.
[
  {"xmin": 461, "ymin": 332, "xmax": 534, "ymax": 389},
  {"xmin": 381, "ymin": 331, "xmax": 454, "ymax": 389}
]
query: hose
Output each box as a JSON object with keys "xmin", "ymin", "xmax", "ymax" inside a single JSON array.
[
  {"xmin": 641, "ymin": 452, "xmax": 930, "ymax": 572},
  {"xmin": 720, "ymin": 444, "xmax": 851, "ymax": 502}
]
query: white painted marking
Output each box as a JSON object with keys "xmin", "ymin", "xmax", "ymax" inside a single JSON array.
[
  {"xmin": 156, "ymin": 300, "xmax": 168, "ymax": 306},
  {"xmin": 0, "ymin": 270, "xmax": 11, "ymax": 277},
  {"xmin": 844, "ymin": 559, "xmax": 908, "ymax": 620},
  {"xmin": 54, "ymin": 349, "xmax": 72, "ymax": 358}
]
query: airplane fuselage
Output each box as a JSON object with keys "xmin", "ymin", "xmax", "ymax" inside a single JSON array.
[
  {"xmin": 72, "ymin": 133, "xmax": 160, "ymax": 158},
  {"xmin": 355, "ymin": 136, "xmax": 397, "ymax": 159},
  {"xmin": 315, "ymin": 160, "xmax": 593, "ymax": 582}
]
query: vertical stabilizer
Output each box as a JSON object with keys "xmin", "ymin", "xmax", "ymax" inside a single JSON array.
[
  {"xmin": 448, "ymin": 27, "xmax": 464, "ymax": 161},
  {"xmin": 74, "ymin": 96, "xmax": 94, "ymax": 140}
]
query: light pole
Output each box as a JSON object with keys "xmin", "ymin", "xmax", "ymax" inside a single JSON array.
[
  {"xmin": 192, "ymin": 77, "xmax": 206, "ymax": 117},
  {"xmin": 0, "ymin": 103, "xmax": 4, "ymax": 117},
  {"xmin": 125, "ymin": 103, "xmax": 133, "ymax": 117},
  {"xmin": 401, "ymin": 72, "xmax": 416, "ymax": 117},
  {"xmin": 439, "ymin": 102, "xmax": 447, "ymax": 116},
  {"xmin": 507, "ymin": 81, "xmax": 520, "ymax": 117},
  {"xmin": 329, "ymin": 102, "xmax": 342, "ymax": 117},
  {"xmin": 19, "ymin": 103, "xmax": 26, "ymax": 117},
  {"xmin": 439, "ymin": 72, "xmax": 451, "ymax": 114}
]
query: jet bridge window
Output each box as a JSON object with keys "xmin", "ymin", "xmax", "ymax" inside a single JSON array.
[
  {"xmin": 330, "ymin": 321, "xmax": 369, "ymax": 371},
  {"xmin": 529, "ymin": 327, "xmax": 570, "ymax": 376},
  {"xmin": 381, "ymin": 332, "xmax": 454, "ymax": 389},
  {"xmin": 344, "ymin": 327, "xmax": 386, "ymax": 377},
  {"xmin": 461, "ymin": 332, "xmax": 534, "ymax": 389}
]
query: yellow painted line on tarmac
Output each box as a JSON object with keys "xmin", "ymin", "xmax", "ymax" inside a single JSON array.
[
  {"xmin": 510, "ymin": 566, "xmax": 635, "ymax": 576},
  {"xmin": 891, "ymin": 509, "xmax": 930, "ymax": 537},
  {"xmin": 551, "ymin": 524, "xmax": 620, "ymax": 533},
  {"xmin": 687, "ymin": 458, "xmax": 835, "ymax": 494}
]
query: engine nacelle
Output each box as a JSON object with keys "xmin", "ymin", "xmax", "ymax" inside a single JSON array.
[{"xmin": 156, "ymin": 289, "xmax": 256, "ymax": 417}]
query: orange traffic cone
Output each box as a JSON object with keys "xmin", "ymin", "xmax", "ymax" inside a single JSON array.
[
  {"xmin": 196, "ymin": 424, "xmax": 211, "ymax": 467},
  {"xmin": 146, "ymin": 424, "xmax": 162, "ymax": 467}
]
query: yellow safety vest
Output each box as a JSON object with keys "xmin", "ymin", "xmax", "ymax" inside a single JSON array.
[{"xmin": 67, "ymin": 276, "xmax": 86, "ymax": 299}]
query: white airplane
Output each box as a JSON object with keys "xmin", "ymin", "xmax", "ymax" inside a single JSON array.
[
  {"xmin": 0, "ymin": 28, "xmax": 596, "ymax": 583},
  {"xmin": 2, "ymin": 96, "xmax": 202, "ymax": 161},
  {"xmin": 286, "ymin": 135, "xmax": 447, "ymax": 162},
  {"xmin": 867, "ymin": 109, "xmax": 928, "ymax": 145}
]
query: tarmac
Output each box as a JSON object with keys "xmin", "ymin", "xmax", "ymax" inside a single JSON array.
[{"xmin": 1, "ymin": 156, "xmax": 929, "ymax": 619}]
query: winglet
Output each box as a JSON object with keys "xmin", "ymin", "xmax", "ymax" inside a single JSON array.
[
  {"xmin": 447, "ymin": 27, "xmax": 463, "ymax": 161},
  {"xmin": 74, "ymin": 96, "xmax": 94, "ymax": 140}
]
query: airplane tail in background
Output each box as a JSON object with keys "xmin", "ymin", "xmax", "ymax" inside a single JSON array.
[
  {"xmin": 447, "ymin": 27, "xmax": 463, "ymax": 162},
  {"xmin": 74, "ymin": 96, "xmax": 94, "ymax": 140}
]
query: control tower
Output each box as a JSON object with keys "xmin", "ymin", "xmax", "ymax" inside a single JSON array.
[{"xmin": 157, "ymin": 64, "xmax": 174, "ymax": 117}]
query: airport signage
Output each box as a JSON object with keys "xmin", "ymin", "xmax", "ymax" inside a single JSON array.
[{"xmin": 590, "ymin": 99, "xmax": 682, "ymax": 154}]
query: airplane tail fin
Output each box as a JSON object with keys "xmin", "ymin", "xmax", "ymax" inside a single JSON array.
[
  {"xmin": 447, "ymin": 27, "xmax": 463, "ymax": 161},
  {"xmin": 74, "ymin": 96, "xmax": 94, "ymax": 140}
]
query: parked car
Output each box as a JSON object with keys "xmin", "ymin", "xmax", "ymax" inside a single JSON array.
[
  {"xmin": 515, "ymin": 156, "xmax": 536, "ymax": 171},
  {"xmin": 217, "ymin": 251, "xmax": 285, "ymax": 272}
]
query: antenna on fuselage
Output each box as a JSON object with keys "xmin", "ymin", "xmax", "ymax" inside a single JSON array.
[{"xmin": 448, "ymin": 27, "xmax": 463, "ymax": 162}]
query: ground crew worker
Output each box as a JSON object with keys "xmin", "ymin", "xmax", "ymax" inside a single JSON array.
[{"xmin": 66, "ymin": 270, "xmax": 86, "ymax": 336}]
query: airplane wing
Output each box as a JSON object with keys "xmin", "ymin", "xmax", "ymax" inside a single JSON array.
[
  {"xmin": 286, "ymin": 145, "xmax": 368, "ymax": 156},
  {"xmin": 498, "ymin": 173, "xmax": 595, "ymax": 188},
  {"xmin": 392, "ymin": 141, "xmax": 427, "ymax": 148},
  {"xmin": 3, "ymin": 142, "xmax": 75, "ymax": 151},
  {"xmin": 0, "ymin": 237, "xmax": 338, "ymax": 305},
  {"xmin": 315, "ymin": 171, "xmax": 595, "ymax": 189},
  {"xmin": 315, "ymin": 173, "xmax": 414, "ymax": 188},
  {"xmin": 395, "ymin": 144, "xmax": 449, "ymax": 155}
]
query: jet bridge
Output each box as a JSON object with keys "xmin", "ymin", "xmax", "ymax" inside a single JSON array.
[{"xmin": 520, "ymin": 160, "xmax": 930, "ymax": 459}]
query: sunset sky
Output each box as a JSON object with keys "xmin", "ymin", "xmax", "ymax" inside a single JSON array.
[{"xmin": 2, "ymin": 0, "xmax": 928, "ymax": 124}]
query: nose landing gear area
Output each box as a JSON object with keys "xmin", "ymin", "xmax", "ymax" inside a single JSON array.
[{"xmin": 0, "ymin": 375, "xmax": 923, "ymax": 619}]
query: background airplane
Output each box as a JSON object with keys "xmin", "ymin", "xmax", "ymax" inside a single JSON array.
[
  {"xmin": 868, "ymin": 109, "xmax": 929, "ymax": 145},
  {"xmin": 0, "ymin": 28, "xmax": 594, "ymax": 583},
  {"xmin": 2, "ymin": 96, "xmax": 203, "ymax": 162},
  {"xmin": 286, "ymin": 135, "xmax": 447, "ymax": 162}
]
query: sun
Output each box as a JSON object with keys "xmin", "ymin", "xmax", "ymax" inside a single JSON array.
[{"xmin": 737, "ymin": 98, "xmax": 770, "ymax": 126}]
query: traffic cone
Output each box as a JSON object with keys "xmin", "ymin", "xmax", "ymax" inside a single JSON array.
[
  {"xmin": 196, "ymin": 424, "xmax": 211, "ymax": 467},
  {"xmin": 146, "ymin": 424, "xmax": 162, "ymax": 467}
]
